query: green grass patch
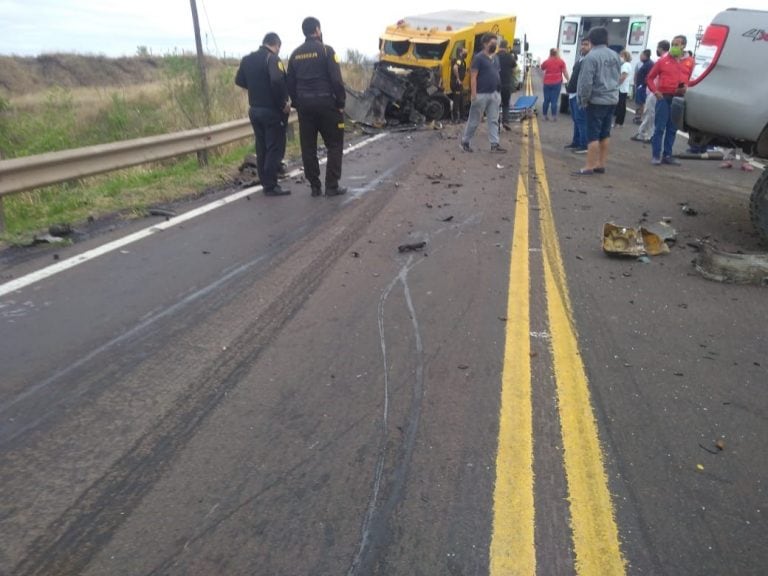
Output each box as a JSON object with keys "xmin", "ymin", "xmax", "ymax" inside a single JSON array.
[
  {"xmin": 0, "ymin": 137, "xmax": 306, "ymax": 245},
  {"xmin": 2, "ymin": 142, "xmax": 251, "ymax": 243}
]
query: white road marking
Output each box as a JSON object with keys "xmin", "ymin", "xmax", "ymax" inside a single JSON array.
[{"xmin": 0, "ymin": 133, "xmax": 389, "ymax": 298}]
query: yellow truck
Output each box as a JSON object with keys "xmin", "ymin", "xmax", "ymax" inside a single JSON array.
[
  {"xmin": 380, "ymin": 11, "xmax": 517, "ymax": 95},
  {"xmin": 346, "ymin": 11, "xmax": 517, "ymax": 126}
]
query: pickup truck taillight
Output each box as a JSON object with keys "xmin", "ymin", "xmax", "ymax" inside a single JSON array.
[{"xmin": 689, "ymin": 24, "xmax": 729, "ymax": 86}]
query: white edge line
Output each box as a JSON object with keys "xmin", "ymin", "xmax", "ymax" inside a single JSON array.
[{"xmin": 0, "ymin": 133, "xmax": 389, "ymax": 298}]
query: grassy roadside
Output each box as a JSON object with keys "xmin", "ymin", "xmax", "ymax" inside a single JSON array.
[
  {"xmin": 0, "ymin": 143, "xmax": 248, "ymax": 245},
  {"xmin": 2, "ymin": 135, "xmax": 305, "ymax": 245},
  {"xmin": 0, "ymin": 54, "xmax": 370, "ymax": 246}
]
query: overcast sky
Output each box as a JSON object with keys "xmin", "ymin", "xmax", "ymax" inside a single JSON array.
[{"xmin": 1, "ymin": 1, "xmax": 765, "ymax": 62}]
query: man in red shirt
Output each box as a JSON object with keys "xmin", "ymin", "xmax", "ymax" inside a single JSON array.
[{"xmin": 646, "ymin": 35, "xmax": 692, "ymax": 165}]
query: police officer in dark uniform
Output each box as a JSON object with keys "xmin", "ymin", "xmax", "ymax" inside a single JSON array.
[
  {"xmin": 497, "ymin": 39, "xmax": 517, "ymax": 130},
  {"xmin": 287, "ymin": 17, "xmax": 347, "ymax": 197},
  {"xmin": 235, "ymin": 32, "xmax": 291, "ymax": 196},
  {"xmin": 450, "ymin": 47, "xmax": 468, "ymax": 123}
]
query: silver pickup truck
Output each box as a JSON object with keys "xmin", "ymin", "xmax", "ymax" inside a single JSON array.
[{"xmin": 673, "ymin": 7, "xmax": 768, "ymax": 241}]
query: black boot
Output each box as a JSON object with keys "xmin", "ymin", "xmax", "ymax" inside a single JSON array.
[
  {"xmin": 325, "ymin": 185, "xmax": 347, "ymax": 197},
  {"xmin": 264, "ymin": 185, "xmax": 291, "ymax": 196}
]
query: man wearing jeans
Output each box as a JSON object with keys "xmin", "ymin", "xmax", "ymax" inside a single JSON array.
[
  {"xmin": 460, "ymin": 33, "xmax": 506, "ymax": 153},
  {"xmin": 574, "ymin": 27, "xmax": 621, "ymax": 175},
  {"xmin": 646, "ymin": 35, "xmax": 692, "ymax": 165},
  {"xmin": 565, "ymin": 38, "xmax": 590, "ymax": 154}
]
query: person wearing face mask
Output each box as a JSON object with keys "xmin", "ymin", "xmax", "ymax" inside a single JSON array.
[
  {"xmin": 645, "ymin": 35, "xmax": 692, "ymax": 165},
  {"xmin": 632, "ymin": 40, "xmax": 667, "ymax": 143},
  {"xmin": 287, "ymin": 17, "xmax": 347, "ymax": 197},
  {"xmin": 460, "ymin": 33, "xmax": 506, "ymax": 153},
  {"xmin": 450, "ymin": 47, "xmax": 469, "ymax": 123},
  {"xmin": 235, "ymin": 32, "xmax": 291, "ymax": 196},
  {"xmin": 540, "ymin": 48, "xmax": 570, "ymax": 121}
]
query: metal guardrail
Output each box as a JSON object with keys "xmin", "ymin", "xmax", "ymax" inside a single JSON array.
[
  {"xmin": 0, "ymin": 118, "xmax": 254, "ymax": 199},
  {"xmin": 0, "ymin": 116, "xmax": 298, "ymax": 232}
]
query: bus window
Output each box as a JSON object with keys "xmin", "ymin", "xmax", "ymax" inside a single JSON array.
[
  {"xmin": 452, "ymin": 40, "xmax": 466, "ymax": 59},
  {"xmin": 382, "ymin": 39, "xmax": 410, "ymax": 56},
  {"xmin": 560, "ymin": 21, "xmax": 578, "ymax": 45},
  {"xmin": 474, "ymin": 33, "xmax": 486, "ymax": 54},
  {"xmin": 628, "ymin": 21, "xmax": 647, "ymax": 46},
  {"xmin": 413, "ymin": 41, "xmax": 448, "ymax": 60}
]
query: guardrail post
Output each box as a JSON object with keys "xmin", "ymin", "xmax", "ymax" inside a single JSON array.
[{"xmin": 0, "ymin": 197, "xmax": 5, "ymax": 234}]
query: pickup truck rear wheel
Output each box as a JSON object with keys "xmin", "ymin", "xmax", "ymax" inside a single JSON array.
[{"xmin": 750, "ymin": 169, "xmax": 768, "ymax": 243}]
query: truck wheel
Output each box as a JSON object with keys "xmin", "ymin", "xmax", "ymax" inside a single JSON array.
[
  {"xmin": 750, "ymin": 169, "xmax": 768, "ymax": 244},
  {"xmin": 424, "ymin": 99, "xmax": 445, "ymax": 121}
]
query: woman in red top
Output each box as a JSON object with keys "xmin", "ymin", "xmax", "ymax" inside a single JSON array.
[{"xmin": 540, "ymin": 48, "xmax": 570, "ymax": 121}]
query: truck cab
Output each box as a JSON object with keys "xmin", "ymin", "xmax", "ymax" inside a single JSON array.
[{"xmin": 379, "ymin": 11, "xmax": 517, "ymax": 99}]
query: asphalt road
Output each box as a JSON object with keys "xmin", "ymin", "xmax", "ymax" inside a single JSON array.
[{"xmin": 1, "ymin": 77, "xmax": 766, "ymax": 576}]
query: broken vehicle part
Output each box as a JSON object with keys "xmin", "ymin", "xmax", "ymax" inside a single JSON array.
[
  {"xmin": 695, "ymin": 244, "xmax": 768, "ymax": 286},
  {"xmin": 398, "ymin": 241, "xmax": 427, "ymax": 253},
  {"xmin": 602, "ymin": 223, "xmax": 646, "ymax": 257},
  {"xmin": 602, "ymin": 222, "xmax": 673, "ymax": 257},
  {"xmin": 346, "ymin": 64, "xmax": 450, "ymax": 127}
]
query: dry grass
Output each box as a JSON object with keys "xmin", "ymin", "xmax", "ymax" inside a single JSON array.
[{"xmin": 0, "ymin": 53, "xmax": 368, "ymax": 241}]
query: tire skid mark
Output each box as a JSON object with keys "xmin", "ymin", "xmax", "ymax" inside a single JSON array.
[
  {"xmin": 348, "ymin": 213, "xmax": 482, "ymax": 575},
  {"xmin": 11, "ymin": 164, "xmax": 400, "ymax": 576},
  {"xmin": 348, "ymin": 254, "xmax": 425, "ymax": 576}
]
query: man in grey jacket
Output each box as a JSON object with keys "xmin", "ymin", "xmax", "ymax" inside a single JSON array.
[{"xmin": 574, "ymin": 27, "xmax": 621, "ymax": 175}]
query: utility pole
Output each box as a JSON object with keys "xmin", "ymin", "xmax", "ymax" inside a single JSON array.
[
  {"xmin": 189, "ymin": 0, "xmax": 211, "ymax": 166},
  {"xmin": 694, "ymin": 25, "xmax": 704, "ymax": 56}
]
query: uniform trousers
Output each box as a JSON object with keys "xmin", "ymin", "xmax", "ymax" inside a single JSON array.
[{"xmin": 297, "ymin": 98, "xmax": 345, "ymax": 189}]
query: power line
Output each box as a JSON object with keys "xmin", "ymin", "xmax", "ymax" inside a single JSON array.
[{"xmin": 200, "ymin": 0, "xmax": 220, "ymax": 56}]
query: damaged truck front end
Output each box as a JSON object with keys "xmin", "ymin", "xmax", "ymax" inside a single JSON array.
[{"xmin": 345, "ymin": 63, "xmax": 450, "ymax": 127}]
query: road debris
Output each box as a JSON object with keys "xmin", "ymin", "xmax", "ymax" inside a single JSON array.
[
  {"xmin": 441, "ymin": 216, "xmax": 454, "ymax": 222},
  {"xmin": 716, "ymin": 439, "xmax": 726, "ymax": 451},
  {"xmin": 602, "ymin": 222, "xmax": 674, "ymax": 257},
  {"xmin": 695, "ymin": 244, "xmax": 768, "ymax": 285},
  {"xmin": 603, "ymin": 223, "xmax": 645, "ymax": 256},
  {"xmin": 148, "ymin": 208, "xmax": 177, "ymax": 219},
  {"xmin": 458, "ymin": 364, "xmax": 470, "ymax": 370},
  {"xmin": 680, "ymin": 203, "xmax": 699, "ymax": 216},
  {"xmin": 675, "ymin": 150, "xmax": 725, "ymax": 160},
  {"xmin": 32, "ymin": 234, "xmax": 65, "ymax": 245},
  {"xmin": 398, "ymin": 241, "xmax": 427, "ymax": 253},
  {"xmin": 699, "ymin": 443, "xmax": 719, "ymax": 455},
  {"xmin": 48, "ymin": 223, "xmax": 73, "ymax": 237},
  {"xmin": 351, "ymin": 251, "xmax": 360, "ymax": 258}
]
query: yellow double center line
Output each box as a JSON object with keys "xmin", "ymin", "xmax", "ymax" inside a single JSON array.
[{"xmin": 490, "ymin": 74, "xmax": 625, "ymax": 575}]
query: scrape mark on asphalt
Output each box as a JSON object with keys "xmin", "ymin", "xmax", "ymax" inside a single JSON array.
[{"xmin": 348, "ymin": 253, "xmax": 427, "ymax": 576}]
